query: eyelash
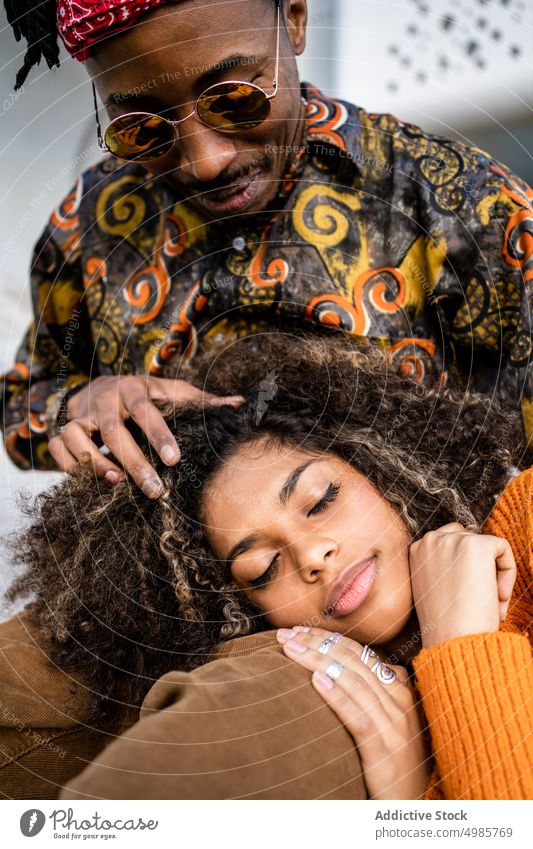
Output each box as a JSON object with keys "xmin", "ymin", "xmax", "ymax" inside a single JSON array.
[
  {"xmin": 307, "ymin": 482, "xmax": 341, "ymax": 517},
  {"xmin": 249, "ymin": 482, "xmax": 342, "ymax": 590}
]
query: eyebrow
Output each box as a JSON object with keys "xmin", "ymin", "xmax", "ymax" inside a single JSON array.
[
  {"xmin": 224, "ymin": 459, "xmax": 320, "ymax": 569},
  {"xmin": 105, "ymin": 53, "xmax": 259, "ymax": 109},
  {"xmin": 192, "ymin": 54, "xmax": 259, "ymax": 91}
]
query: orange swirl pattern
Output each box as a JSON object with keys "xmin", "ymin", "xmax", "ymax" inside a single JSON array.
[
  {"xmin": 125, "ymin": 260, "xmax": 170, "ymax": 326},
  {"xmin": 491, "ymin": 165, "xmax": 533, "ymax": 208},
  {"xmin": 124, "ymin": 211, "xmax": 189, "ymax": 325},
  {"xmin": 305, "ymin": 84, "xmax": 348, "ymax": 152},
  {"xmin": 84, "ymin": 256, "xmax": 107, "ymax": 289},
  {"xmin": 149, "ymin": 280, "xmax": 209, "ymax": 372},
  {"xmin": 355, "ymin": 267, "xmax": 406, "ymax": 315},
  {"xmin": 387, "ymin": 338, "xmax": 437, "ymax": 384},
  {"xmin": 306, "ymin": 293, "xmax": 360, "ymax": 331},
  {"xmin": 306, "ymin": 266, "xmax": 407, "ymax": 336},
  {"xmin": 250, "ymin": 227, "xmax": 289, "ymax": 288},
  {"xmin": 491, "ymin": 164, "xmax": 533, "ymax": 285},
  {"xmin": 503, "ymin": 209, "xmax": 533, "ymax": 286},
  {"xmin": 162, "ymin": 213, "xmax": 188, "ymax": 258},
  {"xmin": 51, "ymin": 178, "xmax": 82, "ymax": 231}
]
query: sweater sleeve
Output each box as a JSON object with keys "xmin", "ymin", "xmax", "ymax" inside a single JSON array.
[
  {"xmin": 414, "ymin": 631, "xmax": 533, "ymax": 799},
  {"xmin": 413, "ymin": 467, "xmax": 533, "ymax": 800}
]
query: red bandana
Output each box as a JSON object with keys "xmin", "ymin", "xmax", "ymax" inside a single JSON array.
[{"xmin": 56, "ymin": 0, "xmax": 172, "ymax": 61}]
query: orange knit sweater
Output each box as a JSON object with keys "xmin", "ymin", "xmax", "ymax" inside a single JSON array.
[{"xmin": 413, "ymin": 467, "xmax": 533, "ymax": 800}]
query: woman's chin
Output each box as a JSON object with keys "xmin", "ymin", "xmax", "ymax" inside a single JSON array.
[{"xmin": 337, "ymin": 604, "xmax": 416, "ymax": 647}]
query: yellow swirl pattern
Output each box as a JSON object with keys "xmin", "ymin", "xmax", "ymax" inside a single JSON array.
[
  {"xmin": 293, "ymin": 185, "xmax": 371, "ymax": 300},
  {"xmin": 95, "ymin": 176, "xmax": 148, "ymax": 240},
  {"xmin": 293, "ymin": 185, "xmax": 362, "ymax": 248}
]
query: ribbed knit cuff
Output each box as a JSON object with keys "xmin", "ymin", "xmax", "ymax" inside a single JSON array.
[{"xmin": 413, "ymin": 631, "xmax": 533, "ymax": 799}]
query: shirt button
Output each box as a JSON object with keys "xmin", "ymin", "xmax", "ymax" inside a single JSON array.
[{"xmin": 232, "ymin": 236, "xmax": 246, "ymax": 252}]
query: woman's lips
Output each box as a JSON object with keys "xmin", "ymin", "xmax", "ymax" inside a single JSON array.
[
  {"xmin": 327, "ymin": 556, "xmax": 377, "ymax": 617},
  {"xmin": 197, "ymin": 174, "xmax": 261, "ymax": 214}
]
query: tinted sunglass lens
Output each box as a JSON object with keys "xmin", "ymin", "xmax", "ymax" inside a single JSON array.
[
  {"xmin": 197, "ymin": 83, "xmax": 271, "ymax": 131},
  {"xmin": 105, "ymin": 114, "xmax": 175, "ymax": 161}
]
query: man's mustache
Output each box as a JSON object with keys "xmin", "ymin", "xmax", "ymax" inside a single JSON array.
[{"xmin": 173, "ymin": 156, "xmax": 272, "ymax": 196}]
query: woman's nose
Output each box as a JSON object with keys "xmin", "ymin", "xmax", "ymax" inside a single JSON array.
[
  {"xmin": 176, "ymin": 117, "xmax": 238, "ymax": 182},
  {"xmin": 296, "ymin": 538, "xmax": 338, "ymax": 581}
]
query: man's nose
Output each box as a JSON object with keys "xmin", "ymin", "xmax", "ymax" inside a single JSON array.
[{"xmin": 176, "ymin": 116, "xmax": 238, "ymax": 182}]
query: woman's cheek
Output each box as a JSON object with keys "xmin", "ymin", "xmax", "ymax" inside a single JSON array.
[{"xmin": 362, "ymin": 584, "xmax": 414, "ymax": 644}]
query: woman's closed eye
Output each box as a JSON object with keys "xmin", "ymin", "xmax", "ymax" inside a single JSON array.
[
  {"xmin": 307, "ymin": 481, "xmax": 341, "ymax": 517},
  {"xmin": 249, "ymin": 482, "xmax": 342, "ymax": 590}
]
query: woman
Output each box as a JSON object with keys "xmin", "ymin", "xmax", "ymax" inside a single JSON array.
[{"xmin": 6, "ymin": 333, "xmax": 532, "ymax": 798}]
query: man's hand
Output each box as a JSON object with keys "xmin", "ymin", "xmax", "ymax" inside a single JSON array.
[
  {"xmin": 48, "ymin": 376, "xmax": 245, "ymax": 497},
  {"xmin": 409, "ymin": 523, "xmax": 517, "ymax": 649}
]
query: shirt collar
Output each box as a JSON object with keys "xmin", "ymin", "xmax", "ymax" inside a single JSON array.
[{"xmin": 300, "ymin": 81, "xmax": 363, "ymax": 179}]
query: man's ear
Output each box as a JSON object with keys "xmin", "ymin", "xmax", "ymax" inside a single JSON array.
[{"xmin": 283, "ymin": 0, "xmax": 308, "ymax": 56}]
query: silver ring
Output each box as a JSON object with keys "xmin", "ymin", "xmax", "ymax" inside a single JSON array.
[
  {"xmin": 325, "ymin": 660, "xmax": 344, "ymax": 681},
  {"xmin": 361, "ymin": 644, "xmax": 397, "ymax": 686},
  {"xmin": 376, "ymin": 664, "xmax": 397, "ymax": 685},
  {"xmin": 361, "ymin": 644, "xmax": 378, "ymax": 666},
  {"xmin": 317, "ymin": 632, "xmax": 342, "ymax": 655}
]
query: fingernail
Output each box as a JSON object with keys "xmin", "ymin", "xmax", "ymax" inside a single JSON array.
[
  {"xmin": 161, "ymin": 444, "xmax": 180, "ymax": 465},
  {"xmin": 142, "ymin": 477, "xmax": 163, "ymax": 498},
  {"xmin": 292, "ymin": 626, "xmax": 310, "ymax": 634},
  {"xmin": 226, "ymin": 395, "xmax": 246, "ymax": 404},
  {"xmin": 277, "ymin": 628, "xmax": 297, "ymax": 643},
  {"xmin": 284, "ymin": 638, "xmax": 307, "ymax": 654},
  {"xmin": 313, "ymin": 671, "xmax": 334, "ymax": 690},
  {"xmin": 105, "ymin": 471, "xmax": 121, "ymax": 484}
]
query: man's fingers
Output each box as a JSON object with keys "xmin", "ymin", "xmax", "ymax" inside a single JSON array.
[
  {"xmin": 57, "ymin": 376, "xmax": 245, "ymax": 496},
  {"xmin": 202, "ymin": 393, "xmax": 246, "ymax": 406},
  {"xmin": 97, "ymin": 419, "xmax": 164, "ymax": 498},
  {"xmin": 123, "ymin": 394, "xmax": 181, "ymax": 466},
  {"xmin": 48, "ymin": 435, "xmax": 80, "ymax": 474},
  {"xmin": 149, "ymin": 378, "xmax": 245, "ymax": 407},
  {"xmin": 55, "ymin": 421, "xmax": 125, "ymax": 480}
]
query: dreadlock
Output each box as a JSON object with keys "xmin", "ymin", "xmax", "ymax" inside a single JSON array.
[{"xmin": 4, "ymin": 0, "xmax": 60, "ymax": 90}]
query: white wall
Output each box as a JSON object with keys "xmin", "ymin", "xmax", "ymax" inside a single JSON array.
[
  {"xmin": 0, "ymin": 21, "xmax": 101, "ymax": 612},
  {"xmin": 335, "ymin": 0, "xmax": 533, "ymax": 147}
]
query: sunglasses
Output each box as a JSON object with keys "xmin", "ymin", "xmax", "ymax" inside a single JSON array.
[{"xmin": 92, "ymin": 0, "xmax": 281, "ymax": 162}]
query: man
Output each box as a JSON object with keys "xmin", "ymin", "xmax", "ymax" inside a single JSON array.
[{"xmin": 2, "ymin": 0, "xmax": 532, "ymax": 497}]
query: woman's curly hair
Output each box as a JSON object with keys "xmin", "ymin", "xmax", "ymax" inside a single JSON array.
[{"xmin": 7, "ymin": 332, "xmax": 525, "ymax": 719}]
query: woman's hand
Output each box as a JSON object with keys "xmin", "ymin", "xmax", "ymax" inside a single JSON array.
[
  {"xmin": 276, "ymin": 626, "xmax": 430, "ymax": 800},
  {"xmin": 409, "ymin": 524, "xmax": 516, "ymax": 649}
]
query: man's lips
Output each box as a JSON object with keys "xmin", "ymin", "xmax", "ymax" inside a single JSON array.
[
  {"xmin": 325, "ymin": 556, "xmax": 377, "ymax": 617},
  {"xmin": 195, "ymin": 173, "xmax": 261, "ymax": 213}
]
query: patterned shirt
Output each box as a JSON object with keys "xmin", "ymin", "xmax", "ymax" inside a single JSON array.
[{"xmin": 2, "ymin": 81, "xmax": 533, "ymax": 469}]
